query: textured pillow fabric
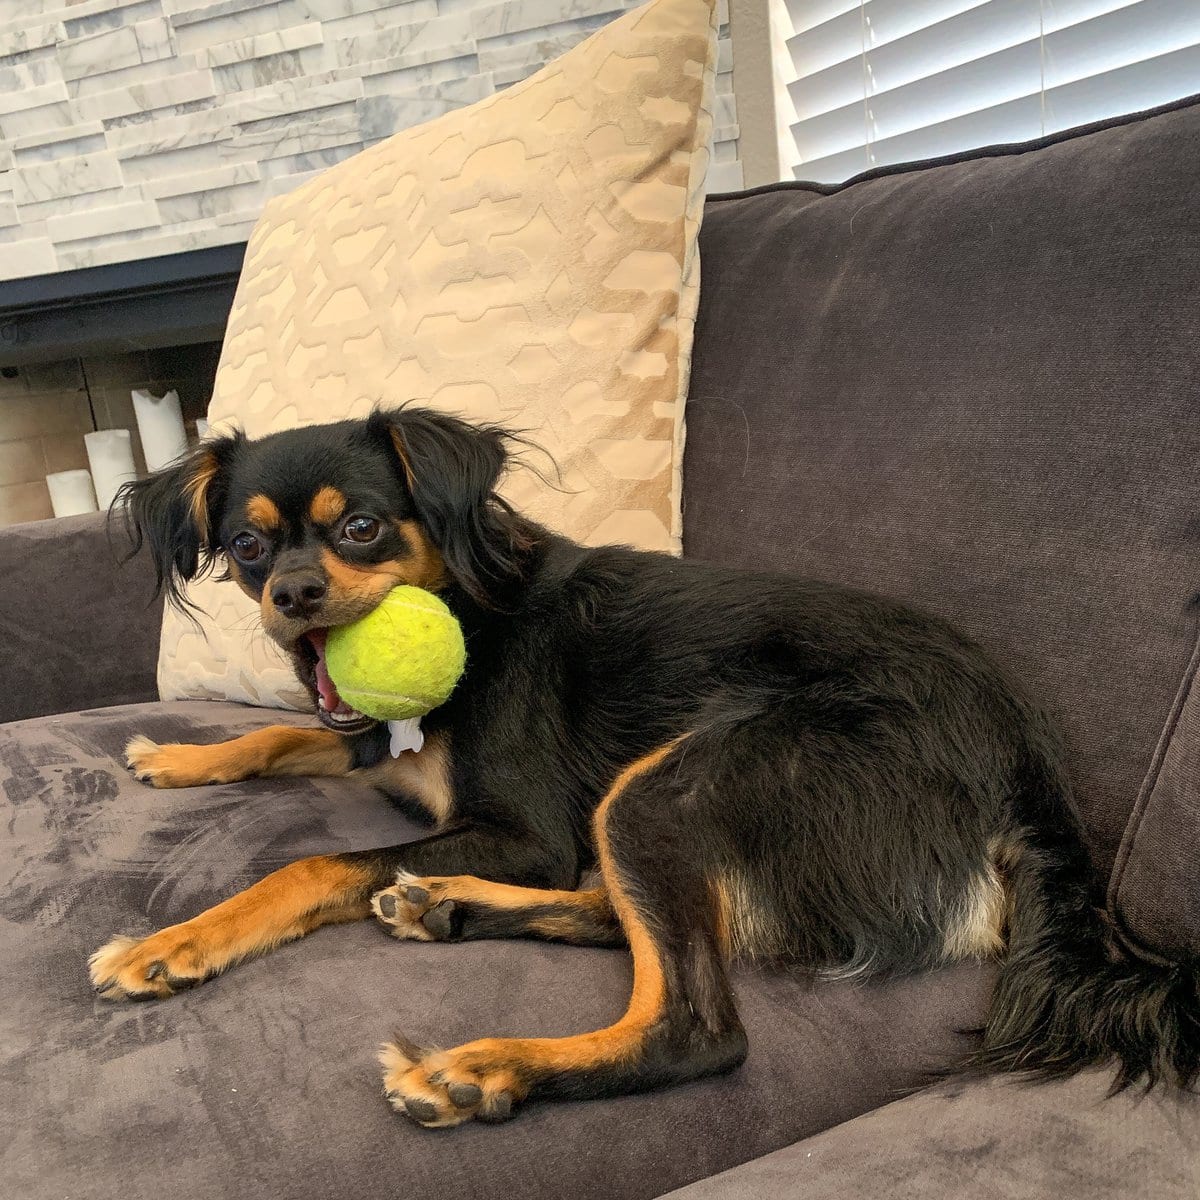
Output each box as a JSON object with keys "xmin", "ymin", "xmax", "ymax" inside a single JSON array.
[{"xmin": 158, "ymin": 0, "xmax": 717, "ymax": 708}]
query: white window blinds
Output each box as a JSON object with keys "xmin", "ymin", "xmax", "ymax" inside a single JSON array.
[{"xmin": 779, "ymin": 0, "xmax": 1200, "ymax": 182}]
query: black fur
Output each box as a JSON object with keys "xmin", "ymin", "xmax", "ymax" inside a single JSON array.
[{"xmin": 120, "ymin": 407, "xmax": 1200, "ymax": 1105}]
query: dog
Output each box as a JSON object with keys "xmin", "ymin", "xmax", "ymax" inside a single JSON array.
[{"xmin": 89, "ymin": 406, "xmax": 1199, "ymax": 1127}]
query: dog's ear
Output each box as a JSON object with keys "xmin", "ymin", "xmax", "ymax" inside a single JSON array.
[
  {"xmin": 373, "ymin": 408, "xmax": 530, "ymax": 607},
  {"xmin": 114, "ymin": 432, "xmax": 242, "ymax": 609}
]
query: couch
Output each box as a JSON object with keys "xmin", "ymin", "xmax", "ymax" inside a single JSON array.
[{"xmin": 3, "ymin": 94, "xmax": 1199, "ymax": 1199}]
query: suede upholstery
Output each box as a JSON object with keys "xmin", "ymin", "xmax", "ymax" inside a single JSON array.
[
  {"xmin": 684, "ymin": 95, "xmax": 1200, "ymax": 962},
  {"xmin": 0, "ymin": 512, "xmax": 162, "ymax": 724},
  {"xmin": 0, "ymin": 701, "xmax": 992, "ymax": 1200},
  {"xmin": 665, "ymin": 1070, "xmax": 1200, "ymax": 1200},
  {"xmin": 5, "ymin": 95, "xmax": 1200, "ymax": 1199}
]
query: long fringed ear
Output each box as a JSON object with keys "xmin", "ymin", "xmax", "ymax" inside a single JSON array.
[
  {"xmin": 371, "ymin": 407, "xmax": 533, "ymax": 608},
  {"xmin": 113, "ymin": 432, "xmax": 243, "ymax": 610}
]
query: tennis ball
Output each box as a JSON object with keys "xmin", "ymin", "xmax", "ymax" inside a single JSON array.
[{"xmin": 325, "ymin": 586, "xmax": 466, "ymax": 721}]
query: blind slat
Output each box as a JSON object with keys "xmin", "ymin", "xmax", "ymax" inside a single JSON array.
[{"xmin": 780, "ymin": 0, "xmax": 1200, "ymax": 183}]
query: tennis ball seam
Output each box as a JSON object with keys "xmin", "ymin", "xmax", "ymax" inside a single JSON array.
[{"xmin": 339, "ymin": 689, "xmax": 436, "ymax": 705}]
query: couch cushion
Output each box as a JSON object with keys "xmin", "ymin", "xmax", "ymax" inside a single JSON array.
[
  {"xmin": 0, "ymin": 512, "xmax": 161, "ymax": 723},
  {"xmin": 683, "ymin": 95, "xmax": 1200, "ymax": 929},
  {"xmin": 1, "ymin": 701, "xmax": 992, "ymax": 1200},
  {"xmin": 665, "ymin": 1068, "xmax": 1200, "ymax": 1200}
]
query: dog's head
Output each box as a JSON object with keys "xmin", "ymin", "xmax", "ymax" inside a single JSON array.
[{"xmin": 119, "ymin": 408, "xmax": 530, "ymax": 731}]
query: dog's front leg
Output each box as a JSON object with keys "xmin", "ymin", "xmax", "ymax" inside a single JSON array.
[
  {"xmin": 124, "ymin": 725, "xmax": 352, "ymax": 788},
  {"xmin": 89, "ymin": 829, "xmax": 567, "ymax": 1000}
]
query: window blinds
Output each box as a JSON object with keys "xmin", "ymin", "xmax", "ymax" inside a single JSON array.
[{"xmin": 780, "ymin": 0, "xmax": 1200, "ymax": 182}]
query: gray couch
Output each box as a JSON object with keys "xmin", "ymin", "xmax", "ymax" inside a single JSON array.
[{"xmin": 3, "ymin": 94, "xmax": 1199, "ymax": 1199}]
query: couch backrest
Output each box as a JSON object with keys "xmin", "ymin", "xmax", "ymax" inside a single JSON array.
[{"xmin": 683, "ymin": 95, "xmax": 1200, "ymax": 964}]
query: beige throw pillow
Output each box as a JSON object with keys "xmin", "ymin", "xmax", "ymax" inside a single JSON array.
[{"xmin": 158, "ymin": 0, "xmax": 717, "ymax": 708}]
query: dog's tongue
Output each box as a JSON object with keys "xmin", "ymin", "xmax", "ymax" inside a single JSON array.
[{"xmin": 307, "ymin": 630, "xmax": 341, "ymax": 711}]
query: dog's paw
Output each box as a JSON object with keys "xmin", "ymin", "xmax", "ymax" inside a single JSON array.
[
  {"xmin": 125, "ymin": 736, "xmax": 227, "ymax": 789},
  {"xmin": 371, "ymin": 874, "xmax": 461, "ymax": 942},
  {"xmin": 380, "ymin": 1039, "xmax": 525, "ymax": 1128},
  {"xmin": 89, "ymin": 925, "xmax": 212, "ymax": 1001}
]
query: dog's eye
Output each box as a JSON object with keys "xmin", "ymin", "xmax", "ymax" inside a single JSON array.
[
  {"xmin": 342, "ymin": 515, "xmax": 381, "ymax": 544},
  {"xmin": 230, "ymin": 532, "xmax": 265, "ymax": 563}
]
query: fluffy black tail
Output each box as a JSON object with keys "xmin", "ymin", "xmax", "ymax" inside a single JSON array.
[{"xmin": 972, "ymin": 838, "xmax": 1200, "ymax": 1091}]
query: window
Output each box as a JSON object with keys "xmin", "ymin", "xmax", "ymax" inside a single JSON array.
[{"xmin": 775, "ymin": 0, "xmax": 1200, "ymax": 182}]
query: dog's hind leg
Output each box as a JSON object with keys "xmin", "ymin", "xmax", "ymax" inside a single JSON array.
[
  {"xmin": 371, "ymin": 875, "xmax": 625, "ymax": 946},
  {"xmin": 380, "ymin": 737, "xmax": 750, "ymax": 1127}
]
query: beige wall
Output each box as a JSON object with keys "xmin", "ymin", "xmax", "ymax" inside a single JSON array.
[{"xmin": 0, "ymin": 344, "xmax": 218, "ymax": 527}]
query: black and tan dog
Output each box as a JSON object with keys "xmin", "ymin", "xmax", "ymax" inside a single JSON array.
[{"xmin": 90, "ymin": 407, "xmax": 1199, "ymax": 1126}]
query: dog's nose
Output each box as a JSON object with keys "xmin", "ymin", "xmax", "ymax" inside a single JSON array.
[{"xmin": 271, "ymin": 573, "xmax": 327, "ymax": 619}]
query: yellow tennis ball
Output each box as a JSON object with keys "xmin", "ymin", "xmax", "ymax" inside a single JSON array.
[{"xmin": 325, "ymin": 586, "xmax": 466, "ymax": 721}]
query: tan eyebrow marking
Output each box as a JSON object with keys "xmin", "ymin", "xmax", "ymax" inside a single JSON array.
[
  {"xmin": 309, "ymin": 485, "xmax": 346, "ymax": 526},
  {"xmin": 246, "ymin": 494, "xmax": 282, "ymax": 531}
]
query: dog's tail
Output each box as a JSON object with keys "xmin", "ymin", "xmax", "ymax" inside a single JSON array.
[{"xmin": 970, "ymin": 819, "xmax": 1200, "ymax": 1090}]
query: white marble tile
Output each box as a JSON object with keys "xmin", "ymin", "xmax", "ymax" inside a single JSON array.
[
  {"xmin": 11, "ymin": 121, "xmax": 105, "ymax": 153},
  {"xmin": 52, "ymin": 0, "xmax": 158, "ymax": 25},
  {"xmin": 200, "ymin": 22, "xmax": 322, "ymax": 67},
  {"xmin": 0, "ymin": 237, "xmax": 58, "ymax": 283},
  {"xmin": 332, "ymin": 12, "xmax": 473, "ymax": 68},
  {"xmin": 0, "ymin": 55, "xmax": 64, "ymax": 93},
  {"xmin": 229, "ymin": 76, "xmax": 364, "ymax": 123},
  {"xmin": 706, "ymin": 157, "xmax": 743, "ymax": 193},
  {"xmin": 316, "ymin": 0, "xmax": 438, "ymax": 41},
  {"xmin": 15, "ymin": 185, "xmax": 136, "ymax": 223},
  {"xmin": 46, "ymin": 198, "xmax": 160, "ymax": 242},
  {"xmin": 106, "ymin": 107, "xmax": 235, "ymax": 154},
  {"xmin": 357, "ymin": 72, "xmax": 493, "ymax": 139},
  {"xmin": 13, "ymin": 151, "xmax": 124, "ymax": 206},
  {"xmin": 55, "ymin": 221, "xmax": 244, "ymax": 270},
  {"xmin": 470, "ymin": 0, "xmax": 623, "ymax": 42},
  {"xmin": 57, "ymin": 19, "xmax": 177, "ymax": 82},
  {"xmin": 142, "ymin": 160, "xmax": 262, "ymax": 199},
  {"xmin": 211, "ymin": 45, "xmax": 326, "ymax": 91},
  {"xmin": 64, "ymin": 2, "xmax": 164, "ymax": 42},
  {"xmin": 222, "ymin": 108, "xmax": 362, "ymax": 159},
  {"xmin": 168, "ymin": 0, "xmax": 288, "ymax": 24},
  {"xmin": 71, "ymin": 68, "xmax": 218, "ymax": 122},
  {"xmin": 0, "ymin": 80, "xmax": 70, "ymax": 117},
  {"xmin": 173, "ymin": 3, "xmax": 310, "ymax": 55},
  {"xmin": 0, "ymin": 23, "xmax": 66, "ymax": 56},
  {"xmin": 2, "ymin": 0, "xmax": 741, "ymax": 281}
]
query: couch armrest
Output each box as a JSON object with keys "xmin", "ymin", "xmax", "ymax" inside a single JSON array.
[{"xmin": 0, "ymin": 513, "xmax": 162, "ymax": 724}]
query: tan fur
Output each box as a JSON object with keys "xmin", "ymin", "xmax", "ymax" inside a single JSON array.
[
  {"xmin": 245, "ymin": 493, "xmax": 282, "ymax": 531},
  {"xmin": 359, "ymin": 731, "xmax": 454, "ymax": 825},
  {"xmin": 709, "ymin": 868, "xmax": 786, "ymax": 961},
  {"xmin": 378, "ymin": 739, "xmax": 688, "ymax": 1125},
  {"xmin": 183, "ymin": 450, "xmax": 220, "ymax": 540},
  {"xmin": 309, "ymin": 485, "xmax": 346, "ymax": 526},
  {"xmin": 941, "ymin": 837, "xmax": 1014, "ymax": 961},
  {"xmin": 126, "ymin": 727, "xmax": 352, "ymax": 789},
  {"xmin": 394, "ymin": 518, "xmax": 449, "ymax": 590},
  {"xmin": 90, "ymin": 856, "xmax": 374, "ymax": 999}
]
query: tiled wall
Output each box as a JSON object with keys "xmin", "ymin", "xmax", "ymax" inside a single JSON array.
[
  {"xmin": 0, "ymin": 343, "xmax": 218, "ymax": 526},
  {"xmin": 0, "ymin": 0, "xmax": 742, "ymax": 283}
]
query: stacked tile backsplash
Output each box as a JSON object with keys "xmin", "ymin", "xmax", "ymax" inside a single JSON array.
[
  {"xmin": 0, "ymin": 345, "xmax": 218, "ymax": 526},
  {"xmin": 0, "ymin": 0, "xmax": 742, "ymax": 283}
]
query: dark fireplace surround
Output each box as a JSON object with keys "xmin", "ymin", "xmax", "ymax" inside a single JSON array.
[{"xmin": 0, "ymin": 244, "xmax": 246, "ymax": 370}]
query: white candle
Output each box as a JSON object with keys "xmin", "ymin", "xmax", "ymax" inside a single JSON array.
[
  {"xmin": 132, "ymin": 388, "xmax": 189, "ymax": 471},
  {"xmin": 46, "ymin": 469, "xmax": 98, "ymax": 518},
  {"xmin": 85, "ymin": 429, "xmax": 138, "ymax": 511}
]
